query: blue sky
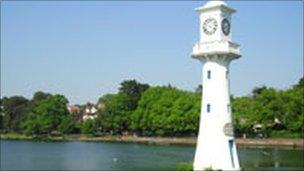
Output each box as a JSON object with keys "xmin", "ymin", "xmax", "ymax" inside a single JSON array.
[{"xmin": 1, "ymin": 1, "xmax": 303, "ymax": 104}]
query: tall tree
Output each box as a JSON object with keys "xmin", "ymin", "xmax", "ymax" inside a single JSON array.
[
  {"xmin": 295, "ymin": 77, "xmax": 304, "ymax": 88},
  {"xmin": 97, "ymin": 93, "xmax": 132, "ymax": 134},
  {"xmin": 0, "ymin": 98, "xmax": 3, "ymax": 129},
  {"xmin": 32, "ymin": 91, "xmax": 52, "ymax": 103},
  {"xmin": 195, "ymin": 84, "xmax": 203, "ymax": 94},
  {"xmin": 118, "ymin": 80, "xmax": 150, "ymax": 110},
  {"xmin": 81, "ymin": 119, "xmax": 97, "ymax": 135},
  {"xmin": 252, "ymin": 85, "xmax": 267, "ymax": 99},
  {"xmin": 232, "ymin": 96, "xmax": 256, "ymax": 135},
  {"xmin": 131, "ymin": 86, "xmax": 200, "ymax": 136},
  {"xmin": 1, "ymin": 96, "xmax": 29, "ymax": 132},
  {"xmin": 23, "ymin": 94, "xmax": 70, "ymax": 135}
]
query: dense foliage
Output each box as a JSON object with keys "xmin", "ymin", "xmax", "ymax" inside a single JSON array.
[
  {"xmin": 118, "ymin": 79, "xmax": 150, "ymax": 110},
  {"xmin": 93, "ymin": 80, "xmax": 149, "ymax": 134},
  {"xmin": 0, "ymin": 78, "xmax": 303, "ymax": 138},
  {"xmin": 130, "ymin": 86, "xmax": 200, "ymax": 136},
  {"xmin": 97, "ymin": 93, "xmax": 132, "ymax": 134},
  {"xmin": 0, "ymin": 96, "xmax": 29, "ymax": 132},
  {"xmin": 22, "ymin": 94, "xmax": 72, "ymax": 135},
  {"xmin": 81, "ymin": 119, "xmax": 97, "ymax": 135},
  {"xmin": 232, "ymin": 78, "xmax": 304, "ymax": 137}
]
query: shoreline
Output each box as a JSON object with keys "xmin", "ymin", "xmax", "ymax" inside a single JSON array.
[{"xmin": 1, "ymin": 133, "xmax": 303, "ymax": 148}]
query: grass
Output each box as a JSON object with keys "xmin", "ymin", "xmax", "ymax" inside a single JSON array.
[
  {"xmin": 0, "ymin": 132, "xmax": 33, "ymax": 140},
  {"xmin": 1, "ymin": 133, "xmax": 303, "ymax": 148},
  {"xmin": 176, "ymin": 162, "xmax": 193, "ymax": 171},
  {"xmin": 270, "ymin": 130, "xmax": 303, "ymax": 138},
  {"xmin": 176, "ymin": 162, "xmax": 215, "ymax": 171}
]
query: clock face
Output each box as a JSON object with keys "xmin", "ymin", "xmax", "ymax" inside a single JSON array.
[
  {"xmin": 221, "ymin": 18, "xmax": 230, "ymax": 36},
  {"xmin": 203, "ymin": 18, "xmax": 218, "ymax": 35}
]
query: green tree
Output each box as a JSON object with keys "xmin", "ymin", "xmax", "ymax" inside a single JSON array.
[
  {"xmin": 195, "ymin": 84, "xmax": 202, "ymax": 94},
  {"xmin": 23, "ymin": 94, "xmax": 70, "ymax": 135},
  {"xmin": 232, "ymin": 96, "xmax": 256, "ymax": 135},
  {"xmin": 118, "ymin": 79, "xmax": 150, "ymax": 110},
  {"xmin": 59, "ymin": 115, "xmax": 75, "ymax": 134},
  {"xmin": 81, "ymin": 119, "xmax": 97, "ymax": 135},
  {"xmin": 252, "ymin": 85, "xmax": 267, "ymax": 99},
  {"xmin": 232, "ymin": 78, "xmax": 304, "ymax": 138},
  {"xmin": 296, "ymin": 77, "xmax": 304, "ymax": 87},
  {"xmin": 1, "ymin": 96, "xmax": 29, "ymax": 132},
  {"xmin": 131, "ymin": 86, "xmax": 200, "ymax": 136},
  {"xmin": 32, "ymin": 91, "xmax": 52, "ymax": 103},
  {"xmin": 284, "ymin": 80, "xmax": 304, "ymax": 132},
  {"xmin": 0, "ymin": 98, "xmax": 3, "ymax": 129},
  {"xmin": 97, "ymin": 93, "xmax": 132, "ymax": 134},
  {"xmin": 0, "ymin": 115, "xmax": 2, "ymax": 130}
]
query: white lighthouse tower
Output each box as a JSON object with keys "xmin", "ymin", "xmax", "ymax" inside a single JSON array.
[{"xmin": 192, "ymin": 0, "xmax": 241, "ymax": 170}]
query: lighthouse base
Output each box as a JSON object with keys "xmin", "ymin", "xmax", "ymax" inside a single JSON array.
[{"xmin": 193, "ymin": 137, "xmax": 240, "ymax": 171}]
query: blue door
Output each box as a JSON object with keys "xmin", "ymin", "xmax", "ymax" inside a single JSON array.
[{"xmin": 229, "ymin": 140, "xmax": 235, "ymax": 168}]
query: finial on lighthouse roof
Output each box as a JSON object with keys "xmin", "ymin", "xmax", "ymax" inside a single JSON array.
[
  {"xmin": 195, "ymin": 0, "xmax": 235, "ymax": 13},
  {"xmin": 203, "ymin": 0, "xmax": 227, "ymax": 8}
]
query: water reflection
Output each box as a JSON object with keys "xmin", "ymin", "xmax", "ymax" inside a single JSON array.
[
  {"xmin": 238, "ymin": 146, "xmax": 304, "ymax": 170},
  {"xmin": 1, "ymin": 140, "xmax": 303, "ymax": 170}
]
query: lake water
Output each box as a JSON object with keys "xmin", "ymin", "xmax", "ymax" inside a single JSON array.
[{"xmin": 1, "ymin": 140, "xmax": 303, "ymax": 170}]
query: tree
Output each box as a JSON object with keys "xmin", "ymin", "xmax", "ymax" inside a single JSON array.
[
  {"xmin": 58, "ymin": 115, "xmax": 75, "ymax": 134},
  {"xmin": 1, "ymin": 96, "xmax": 29, "ymax": 132},
  {"xmin": 232, "ymin": 80, "xmax": 304, "ymax": 138},
  {"xmin": 118, "ymin": 79, "xmax": 150, "ymax": 110},
  {"xmin": 232, "ymin": 96, "xmax": 257, "ymax": 136},
  {"xmin": 130, "ymin": 86, "xmax": 200, "ymax": 136},
  {"xmin": 97, "ymin": 93, "xmax": 132, "ymax": 134},
  {"xmin": 0, "ymin": 115, "xmax": 2, "ymax": 130},
  {"xmin": 284, "ymin": 80, "xmax": 304, "ymax": 132},
  {"xmin": 0, "ymin": 98, "xmax": 3, "ymax": 129},
  {"xmin": 195, "ymin": 84, "xmax": 203, "ymax": 94},
  {"xmin": 81, "ymin": 119, "xmax": 97, "ymax": 135},
  {"xmin": 95, "ymin": 80, "xmax": 150, "ymax": 135},
  {"xmin": 23, "ymin": 94, "xmax": 70, "ymax": 135},
  {"xmin": 294, "ymin": 77, "xmax": 304, "ymax": 88},
  {"xmin": 252, "ymin": 85, "xmax": 267, "ymax": 99},
  {"xmin": 32, "ymin": 91, "xmax": 52, "ymax": 103}
]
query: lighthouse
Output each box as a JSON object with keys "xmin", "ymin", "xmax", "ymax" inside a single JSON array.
[{"xmin": 192, "ymin": 0, "xmax": 241, "ymax": 170}]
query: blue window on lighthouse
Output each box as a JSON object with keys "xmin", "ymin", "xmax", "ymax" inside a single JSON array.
[
  {"xmin": 207, "ymin": 104, "xmax": 211, "ymax": 113},
  {"xmin": 207, "ymin": 70, "xmax": 211, "ymax": 79}
]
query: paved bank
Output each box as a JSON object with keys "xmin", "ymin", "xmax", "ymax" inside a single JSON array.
[{"xmin": 1, "ymin": 133, "xmax": 303, "ymax": 147}]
